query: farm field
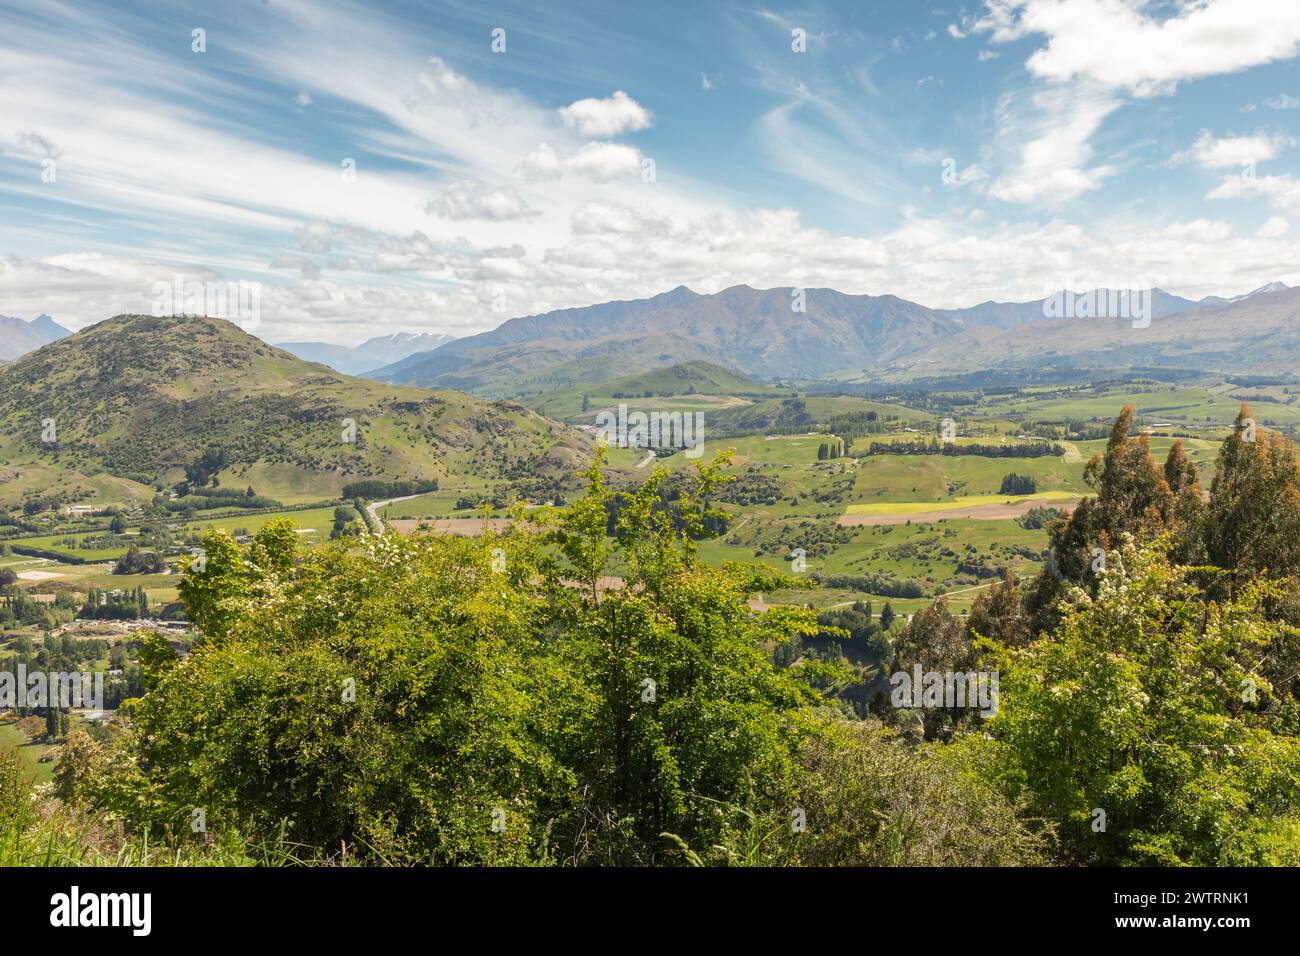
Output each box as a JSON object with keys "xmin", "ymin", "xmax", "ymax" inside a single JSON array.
[
  {"xmin": 0, "ymin": 377, "xmax": 1259, "ymax": 632},
  {"xmin": 0, "ymin": 716, "xmax": 55, "ymax": 784},
  {"xmin": 973, "ymin": 383, "xmax": 1300, "ymax": 429},
  {"xmin": 840, "ymin": 493, "xmax": 1078, "ymax": 525}
]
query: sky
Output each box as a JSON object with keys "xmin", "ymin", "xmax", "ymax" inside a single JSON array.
[{"xmin": 2, "ymin": 0, "xmax": 1300, "ymax": 344}]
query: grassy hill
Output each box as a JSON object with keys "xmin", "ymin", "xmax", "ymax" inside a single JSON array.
[
  {"xmin": 0, "ymin": 314, "xmax": 588, "ymax": 508},
  {"xmin": 523, "ymin": 360, "xmax": 790, "ymax": 420}
]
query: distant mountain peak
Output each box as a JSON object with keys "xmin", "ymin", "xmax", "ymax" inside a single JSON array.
[
  {"xmin": 1196, "ymin": 280, "xmax": 1290, "ymax": 308},
  {"xmin": 31, "ymin": 313, "xmax": 68, "ymax": 333},
  {"xmin": 278, "ymin": 330, "xmax": 456, "ymax": 375},
  {"xmin": 0, "ymin": 311, "xmax": 71, "ymax": 361},
  {"xmin": 653, "ymin": 284, "xmax": 701, "ymax": 306}
]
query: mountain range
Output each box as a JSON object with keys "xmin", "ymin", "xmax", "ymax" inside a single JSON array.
[
  {"xmin": 366, "ymin": 280, "xmax": 1296, "ymax": 395},
  {"xmin": 0, "ymin": 313, "xmax": 70, "ymax": 361},
  {"xmin": 276, "ymin": 331, "xmax": 456, "ymax": 376},
  {"xmin": 909, "ymin": 283, "xmax": 1300, "ymax": 379},
  {"xmin": 367, "ymin": 284, "xmax": 957, "ymax": 395}
]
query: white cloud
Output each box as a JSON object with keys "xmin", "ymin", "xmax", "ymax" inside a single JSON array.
[
  {"xmin": 269, "ymin": 253, "xmax": 322, "ymax": 279},
  {"xmin": 1245, "ymin": 92, "xmax": 1300, "ymax": 111},
  {"xmin": 9, "ymin": 204, "xmax": 1300, "ymax": 343},
  {"xmin": 566, "ymin": 142, "xmax": 644, "ymax": 181},
  {"xmin": 519, "ymin": 141, "xmax": 644, "ymax": 182},
  {"xmin": 3, "ymin": 0, "xmax": 1297, "ymax": 349},
  {"xmin": 1172, "ymin": 130, "xmax": 1290, "ymax": 169},
  {"xmin": 415, "ymin": 56, "xmax": 469, "ymax": 95},
  {"xmin": 976, "ymin": 0, "xmax": 1300, "ymax": 96},
  {"xmin": 987, "ymin": 84, "xmax": 1121, "ymax": 205},
  {"xmin": 1208, "ymin": 173, "xmax": 1300, "ymax": 209},
  {"xmin": 16, "ymin": 130, "xmax": 60, "ymax": 158},
  {"xmin": 1257, "ymin": 215, "xmax": 1290, "ymax": 237},
  {"xmin": 559, "ymin": 90, "xmax": 653, "ymax": 137},
  {"xmin": 425, "ymin": 181, "xmax": 533, "ymax": 220},
  {"xmin": 571, "ymin": 202, "xmax": 670, "ymax": 235},
  {"xmin": 516, "ymin": 143, "xmax": 563, "ymax": 181}
]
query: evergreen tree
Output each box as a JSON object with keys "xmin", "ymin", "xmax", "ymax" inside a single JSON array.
[
  {"xmin": 890, "ymin": 598, "xmax": 977, "ymax": 740},
  {"xmin": 1046, "ymin": 405, "xmax": 1173, "ymax": 588},
  {"xmin": 1163, "ymin": 439, "xmax": 1208, "ymax": 565},
  {"xmin": 967, "ymin": 572, "xmax": 1030, "ymax": 647},
  {"xmin": 1206, "ymin": 404, "xmax": 1300, "ymax": 586}
]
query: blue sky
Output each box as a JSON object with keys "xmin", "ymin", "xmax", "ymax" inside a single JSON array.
[{"xmin": 2, "ymin": 0, "xmax": 1299, "ymax": 343}]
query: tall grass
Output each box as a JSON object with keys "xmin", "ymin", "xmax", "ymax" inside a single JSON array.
[{"xmin": 0, "ymin": 749, "xmax": 314, "ymax": 867}]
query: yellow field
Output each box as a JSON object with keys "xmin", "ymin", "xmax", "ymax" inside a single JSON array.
[{"xmin": 844, "ymin": 490, "xmax": 1080, "ymax": 517}]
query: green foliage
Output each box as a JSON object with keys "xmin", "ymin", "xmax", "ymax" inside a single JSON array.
[
  {"xmin": 999, "ymin": 472, "xmax": 1037, "ymax": 495},
  {"xmin": 23, "ymin": 401, "xmax": 1300, "ymax": 869},
  {"xmin": 978, "ymin": 537, "xmax": 1300, "ymax": 865},
  {"xmin": 1207, "ymin": 405, "xmax": 1300, "ymax": 586},
  {"xmin": 137, "ymin": 632, "xmax": 179, "ymax": 693},
  {"xmin": 340, "ymin": 478, "xmax": 438, "ymax": 499},
  {"xmin": 88, "ymin": 452, "xmax": 865, "ymax": 865},
  {"xmin": 177, "ymin": 529, "xmax": 248, "ymax": 644},
  {"xmin": 762, "ymin": 726, "xmax": 1050, "ymax": 866}
]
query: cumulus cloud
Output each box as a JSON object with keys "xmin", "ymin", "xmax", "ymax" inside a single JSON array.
[
  {"xmin": 370, "ymin": 231, "xmax": 449, "ymax": 273},
  {"xmin": 425, "ymin": 180, "xmax": 533, "ymax": 220},
  {"xmin": 1257, "ymin": 215, "xmax": 1290, "ymax": 237},
  {"xmin": 1172, "ymin": 130, "xmax": 1291, "ymax": 168},
  {"xmin": 558, "ymin": 90, "xmax": 653, "ymax": 137},
  {"xmin": 571, "ymin": 202, "xmax": 671, "ymax": 235},
  {"xmin": 518, "ymin": 141, "xmax": 643, "ymax": 182},
  {"xmin": 1208, "ymin": 173, "xmax": 1300, "ymax": 209},
  {"xmin": 516, "ymin": 143, "xmax": 563, "ymax": 181},
  {"xmin": 976, "ymin": 0, "xmax": 1300, "ymax": 96}
]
